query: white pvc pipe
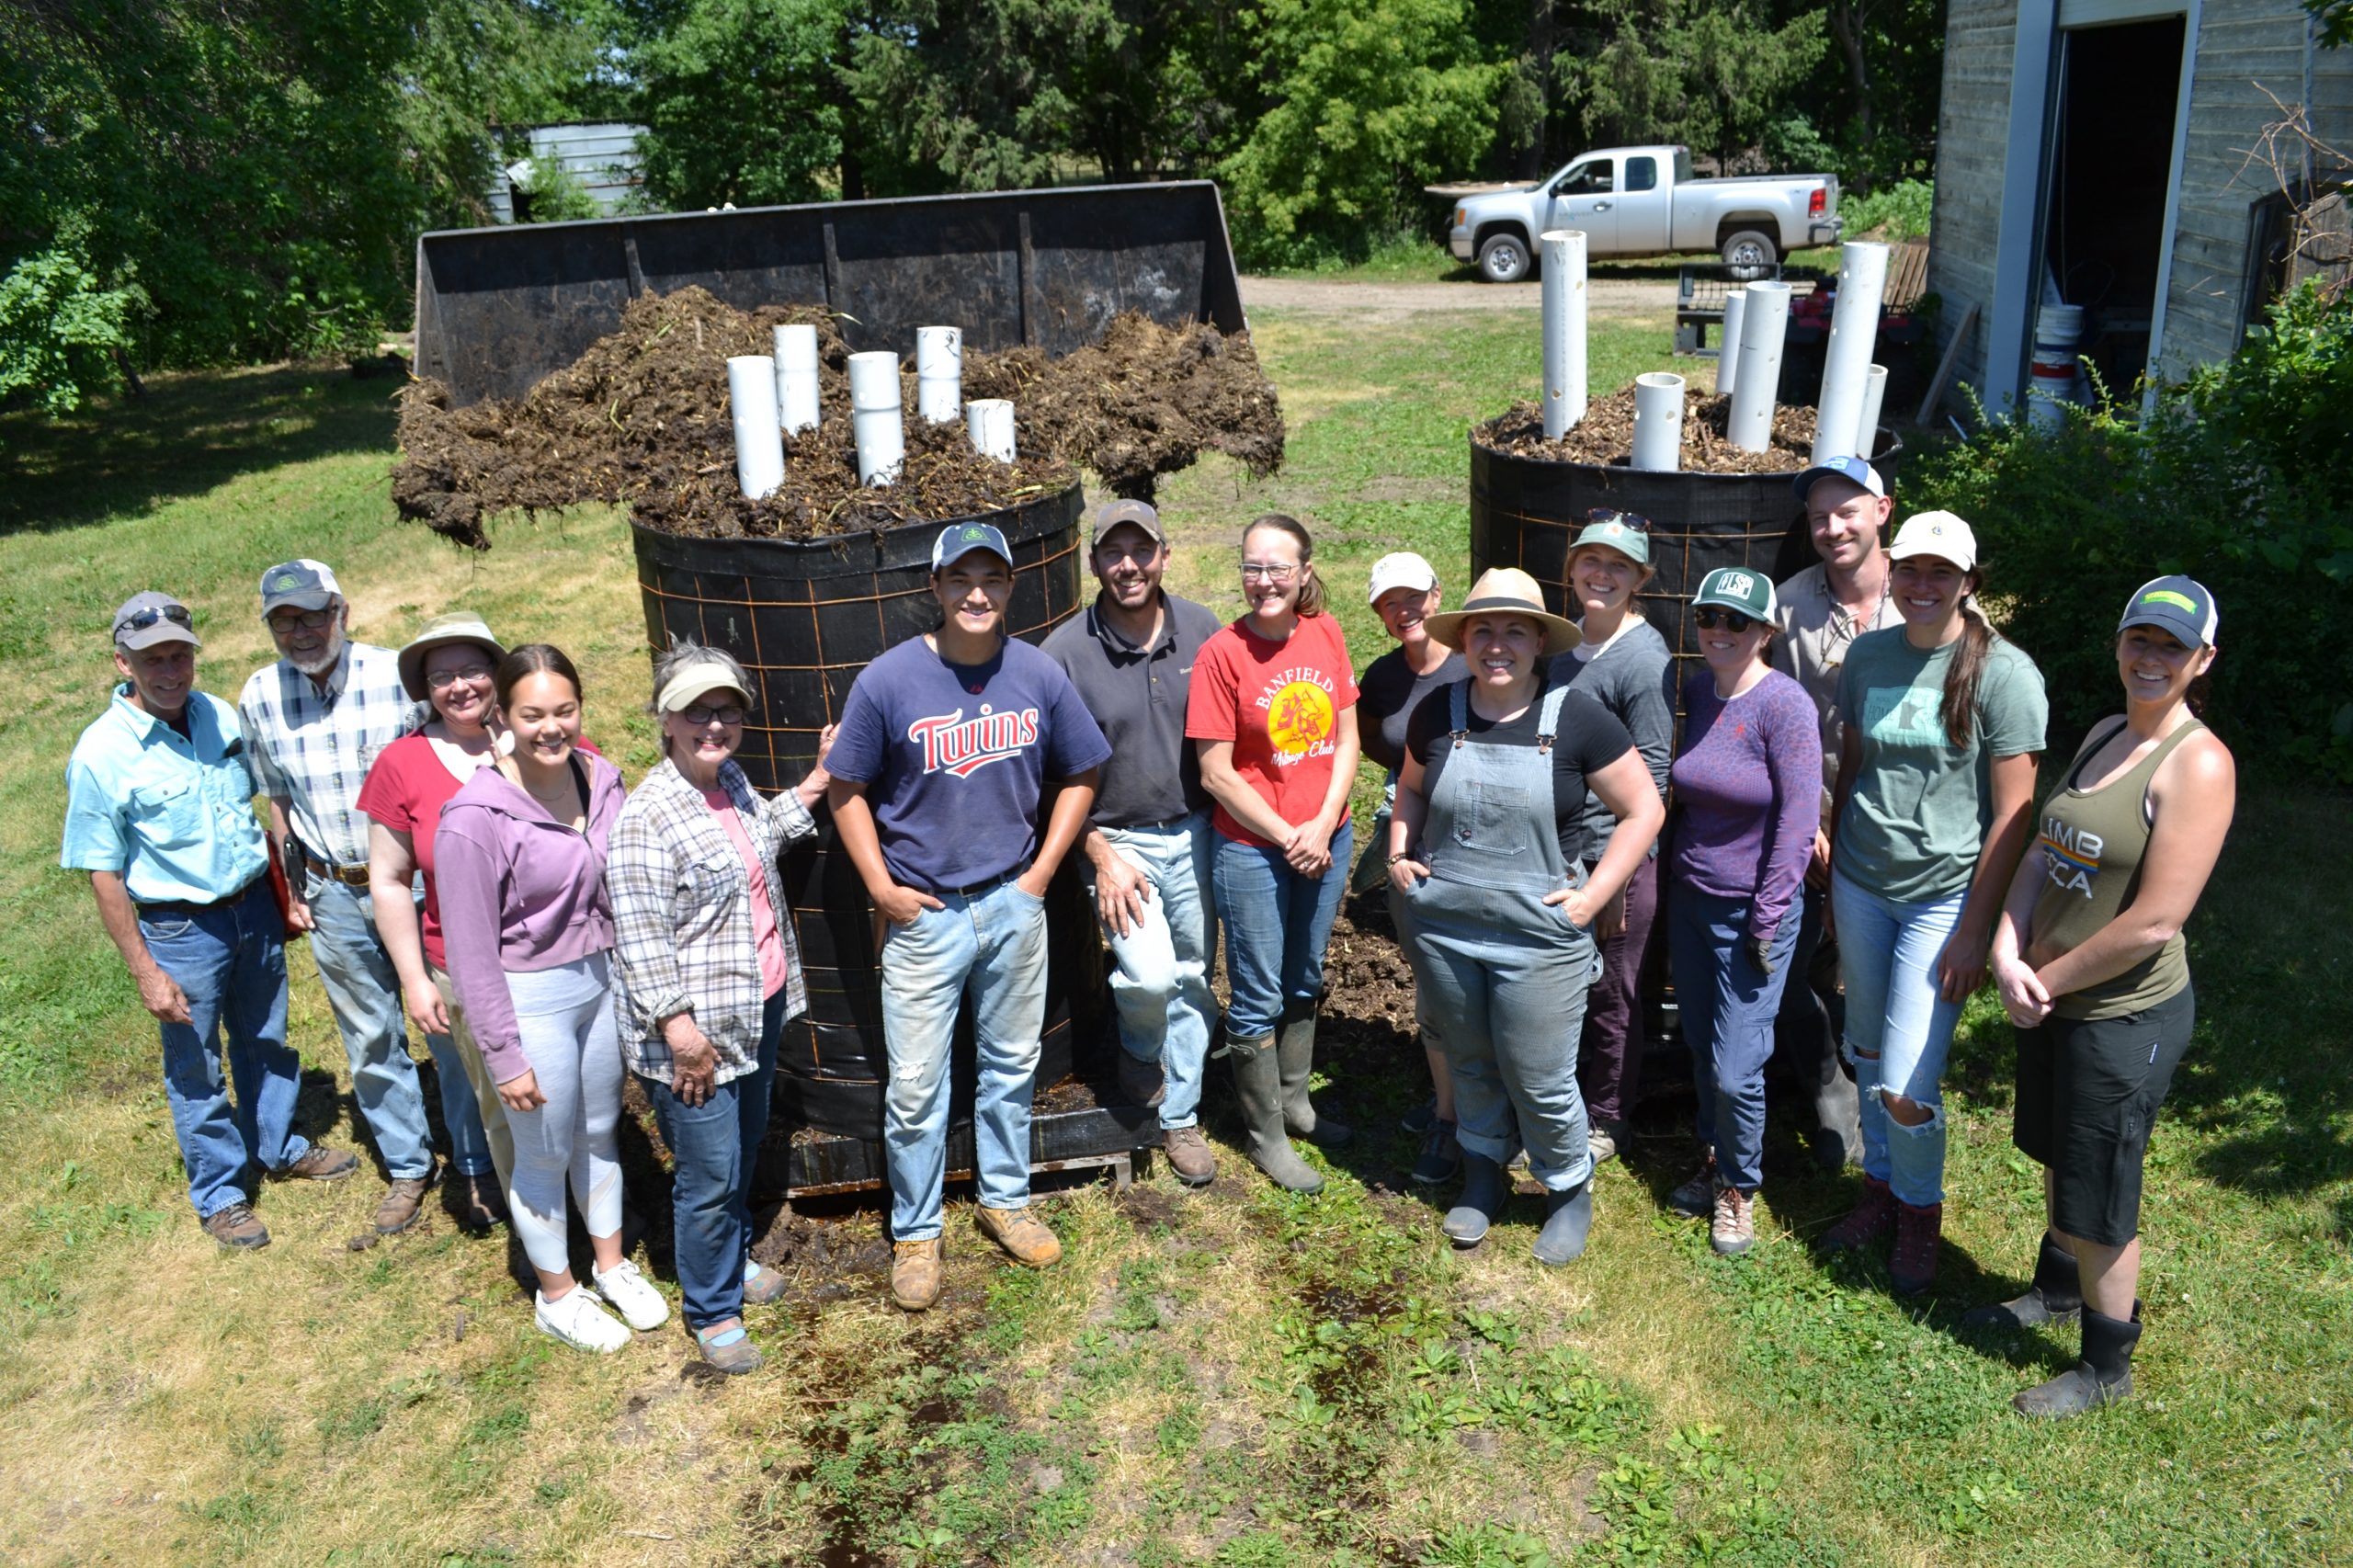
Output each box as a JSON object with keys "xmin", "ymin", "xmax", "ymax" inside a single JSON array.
[
  {"xmin": 773, "ymin": 324, "xmax": 821, "ymax": 435},
  {"xmin": 1631, "ymin": 372, "xmax": 1685, "ymax": 472},
  {"xmin": 1718, "ymin": 290, "xmax": 1747, "ymax": 399},
  {"xmin": 967, "ymin": 398, "xmax": 1016, "ymax": 463},
  {"xmin": 1726, "ymin": 281, "xmax": 1791, "ymax": 453},
  {"xmin": 1540, "ymin": 230, "xmax": 1587, "ymax": 438},
  {"xmin": 1811, "ymin": 241, "xmax": 1891, "ymax": 464},
  {"xmin": 1853, "ymin": 364, "xmax": 1890, "ymax": 460},
  {"xmin": 847, "ymin": 350, "xmax": 904, "ymax": 486},
  {"xmin": 726, "ymin": 355, "xmax": 785, "ymax": 500},
  {"xmin": 915, "ymin": 325, "xmax": 962, "ymax": 425}
]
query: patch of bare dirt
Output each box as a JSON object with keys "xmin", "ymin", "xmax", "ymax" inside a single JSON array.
[
  {"xmin": 392, "ymin": 286, "xmax": 1283, "ymax": 549},
  {"xmin": 1476, "ymin": 386, "xmax": 1818, "ymax": 472}
]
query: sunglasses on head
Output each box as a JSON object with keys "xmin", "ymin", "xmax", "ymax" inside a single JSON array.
[
  {"xmin": 117, "ymin": 605, "xmax": 194, "ymax": 635},
  {"xmin": 1585, "ymin": 507, "xmax": 1654, "ymax": 532},
  {"xmin": 1693, "ymin": 607, "xmax": 1755, "ymax": 633}
]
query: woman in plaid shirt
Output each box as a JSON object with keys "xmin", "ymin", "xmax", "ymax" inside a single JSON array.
[{"xmin": 607, "ymin": 642, "xmax": 834, "ymax": 1374}]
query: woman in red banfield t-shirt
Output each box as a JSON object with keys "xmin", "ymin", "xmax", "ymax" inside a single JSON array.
[{"xmin": 1186, "ymin": 514, "xmax": 1360, "ymax": 1194}]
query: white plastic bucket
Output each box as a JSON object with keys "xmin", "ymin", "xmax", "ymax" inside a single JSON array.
[
  {"xmin": 2034, "ymin": 303, "xmax": 2085, "ymax": 354},
  {"xmin": 2028, "ymin": 350, "xmax": 2079, "ymax": 432}
]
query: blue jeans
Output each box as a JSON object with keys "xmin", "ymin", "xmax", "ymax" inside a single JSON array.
[
  {"xmin": 880, "ymin": 879, "xmax": 1048, "ymax": 1242},
  {"xmin": 1212, "ymin": 818, "xmax": 1354, "ymax": 1044},
  {"xmin": 304, "ymin": 871, "xmax": 492, "ymax": 1180},
  {"xmin": 1665, "ymin": 888, "xmax": 1798, "ymax": 1193},
  {"xmin": 641, "ymin": 987, "xmax": 787, "ymax": 1329},
  {"xmin": 1831, "ymin": 870, "xmax": 1967, "ymax": 1206},
  {"xmin": 1084, "ymin": 812, "xmax": 1218, "ymax": 1131},
  {"xmin": 142, "ymin": 881, "xmax": 308, "ymax": 1219}
]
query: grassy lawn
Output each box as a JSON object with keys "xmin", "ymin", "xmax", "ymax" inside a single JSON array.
[
  {"xmin": 1, "ymin": 311, "xmax": 2347, "ymax": 1567},
  {"xmin": 1256, "ymin": 235, "xmax": 1845, "ymax": 286}
]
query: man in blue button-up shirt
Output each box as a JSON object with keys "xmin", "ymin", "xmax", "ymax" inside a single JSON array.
[{"xmin": 62, "ymin": 592, "xmax": 358, "ymax": 1251}]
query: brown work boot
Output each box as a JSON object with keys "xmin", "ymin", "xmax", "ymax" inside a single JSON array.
[
  {"xmin": 891, "ymin": 1238, "xmax": 944, "ymax": 1312},
  {"xmin": 1164, "ymin": 1125, "xmax": 1216, "ymax": 1187},
  {"xmin": 275, "ymin": 1144, "xmax": 359, "ymax": 1183},
  {"xmin": 1818, "ymin": 1175, "xmax": 1896, "ymax": 1256},
  {"xmin": 201, "ymin": 1202, "xmax": 270, "ymax": 1251},
  {"xmin": 374, "ymin": 1175, "xmax": 434, "ymax": 1235},
  {"xmin": 1891, "ymin": 1199, "xmax": 1943, "ymax": 1296},
  {"xmin": 975, "ymin": 1204, "xmax": 1063, "ymax": 1268}
]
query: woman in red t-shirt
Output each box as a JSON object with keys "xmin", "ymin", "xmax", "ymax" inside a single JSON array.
[
  {"xmin": 1186, "ymin": 514, "xmax": 1360, "ymax": 1193},
  {"xmin": 357, "ymin": 613, "xmax": 511, "ymax": 1225}
]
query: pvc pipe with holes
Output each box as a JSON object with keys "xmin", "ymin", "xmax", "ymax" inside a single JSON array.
[
  {"xmin": 1811, "ymin": 242, "xmax": 1890, "ymax": 463},
  {"xmin": 1718, "ymin": 290, "xmax": 1747, "ymax": 399},
  {"xmin": 1726, "ymin": 282, "xmax": 1791, "ymax": 453},
  {"xmin": 773, "ymin": 324, "xmax": 820, "ymax": 435},
  {"xmin": 916, "ymin": 325, "xmax": 962, "ymax": 425},
  {"xmin": 967, "ymin": 399, "xmax": 1016, "ymax": 463},
  {"xmin": 1540, "ymin": 230, "xmax": 1587, "ymax": 438},
  {"xmin": 847, "ymin": 350, "xmax": 904, "ymax": 486},
  {"xmin": 1854, "ymin": 364, "xmax": 1889, "ymax": 461},
  {"xmin": 1631, "ymin": 372, "xmax": 1685, "ymax": 472},
  {"xmin": 727, "ymin": 355, "xmax": 785, "ymax": 500}
]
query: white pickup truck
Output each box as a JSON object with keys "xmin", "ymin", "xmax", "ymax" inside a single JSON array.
[{"xmin": 1443, "ymin": 145, "xmax": 1840, "ymax": 282}]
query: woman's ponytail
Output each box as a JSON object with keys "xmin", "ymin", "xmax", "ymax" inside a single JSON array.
[{"xmin": 1940, "ymin": 586, "xmax": 1997, "ymax": 749}]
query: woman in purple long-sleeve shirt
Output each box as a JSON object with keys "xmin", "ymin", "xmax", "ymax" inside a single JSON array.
[{"xmin": 1664, "ymin": 569, "xmax": 1823, "ymax": 1256}]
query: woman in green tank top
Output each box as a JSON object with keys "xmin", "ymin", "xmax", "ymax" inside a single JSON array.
[{"xmin": 1972, "ymin": 575, "xmax": 2236, "ymax": 1419}]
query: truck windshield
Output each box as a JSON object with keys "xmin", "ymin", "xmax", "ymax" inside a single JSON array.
[{"xmin": 1553, "ymin": 161, "xmax": 1613, "ymax": 195}]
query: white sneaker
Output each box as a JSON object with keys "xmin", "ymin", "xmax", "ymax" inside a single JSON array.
[
  {"xmin": 536, "ymin": 1287, "xmax": 631, "ymax": 1353},
  {"xmin": 592, "ymin": 1258, "xmax": 670, "ymax": 1331}
]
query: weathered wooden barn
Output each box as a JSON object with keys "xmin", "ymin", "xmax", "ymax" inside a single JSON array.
[{"xmin": 1928, "ymin": 0, "xmax": 2350, "ymax": 415}]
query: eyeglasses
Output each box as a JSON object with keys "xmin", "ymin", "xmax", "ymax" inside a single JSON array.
[
  {"xmin": 1585, "ymin": 507, "xmax": 1654, "ymax": 531},
  {"xmin": 116, "ymin": 605, "xmax": 194, "ymax": 636},
  {"xmin": 267, "ymin": 608, "xmax": 334, "ymax": 633},
  {"xmin": 1239, "ymin": 562, "xmax": 1298, "ymax": 583},
  {"xmin": 682, "ymin": 703, "xmax": 746, "ymax": 726},
  {"xmin": 425, "ymin": 664, "xmax": 493, "ymax": 690},
  {"xmin": 1693, "ymin": 608, "xmax": 1756, "ymax": 633}
]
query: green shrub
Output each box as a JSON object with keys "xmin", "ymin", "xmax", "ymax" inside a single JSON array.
[
  {"xmin": 1839, "ymin": 178, "xmax": 1933, "ymax": 242},
  {"xmin": 1908, "ymin": 282, "xmax": 2353, "ymax": 778},
  {"xmin": 0, "ymin": 238, "xmax": 143, "ymax": 422},
  {"xmin": 514, "ymin": 151, "xmax": 605, "ymax": 224}
]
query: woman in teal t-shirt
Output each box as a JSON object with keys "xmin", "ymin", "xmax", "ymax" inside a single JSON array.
[{"xmin": 1818, "ymin": 511, "xmax": 2046, "ymax": 1295}]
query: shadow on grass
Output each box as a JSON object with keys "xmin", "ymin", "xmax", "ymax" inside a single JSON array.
[{"xmin": 0, "ymin": 363, "xmax": 403, "ymax": 536}]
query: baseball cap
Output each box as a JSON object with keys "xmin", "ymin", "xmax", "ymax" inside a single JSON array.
[
  {"xmin": 1366, "ymin": 551, "xmax": 1439, "ymax": 605},
  {"xmin": 656, "ymin": 661, "xmax": 754, "ymax": 716},
  {"xmin": 112, "ymin": 591, "xmax": 201, "ymax": 651},
  {"xmin": 1887, "ymin": 511, "xmax": 1979, "ymax": 573},
  {"xmin": 1090, "ymin": 498, "xmax": 1165, "ymax": 546},
  {"xmin": 1570, "ymin": 510, "xmax": 1652, "ymax": 566},
  {"xmin": 1791, "ymin": 455, "xmax": 1886, "ymax": 504},
  {"xmin": 2118, "ymin": 574, "xmax": 2220, "ymax": 648},
  {"xmin": 1693, "ymin": 566, "xmax": 1776, "ymax": 623},
  {"xmin": 259, "ymin": 559, "xmax": 343, "ymax": 615},
  {"xmin": 931, "ymin": 521, "xmax": 1014, "ymax": 573}
]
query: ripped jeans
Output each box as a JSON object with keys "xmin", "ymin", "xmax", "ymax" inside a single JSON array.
[{"xmin": 1830, "ymin": 870, "xmax": 1966, "ymax": 1207}]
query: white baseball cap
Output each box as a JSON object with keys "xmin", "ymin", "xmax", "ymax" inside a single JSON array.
[
  {"xmin": 1887, "ymin": 511, "xmax": 1979, "ymax": 573},
  {"xmin": 1366, "ymin": 551, "xmax": 1439, "ymax": 605}
]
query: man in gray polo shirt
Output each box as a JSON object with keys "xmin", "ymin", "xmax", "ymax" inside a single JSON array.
[
  {"xmin": 1042, "ymin": 499, "xmax": 1225, "ymax": 1186},
  {"xmin": 1771, "ymin": 455, "xmax": 1902, "ymax": 1168}
]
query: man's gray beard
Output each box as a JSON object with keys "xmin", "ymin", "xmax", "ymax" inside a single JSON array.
[{"xmin": 290, "ymin": 633, "xmax": 345, "ymax": 676}]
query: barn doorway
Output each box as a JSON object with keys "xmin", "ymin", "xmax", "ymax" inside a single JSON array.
[{"xmin": 2040, "ymin": 15, "xmax": 2188, "ymax": 394}]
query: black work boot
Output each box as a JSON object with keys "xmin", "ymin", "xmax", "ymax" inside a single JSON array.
[
  {"xmin": 1442, "ymin": 1151, "xmax": 1509, "ymax": 1246},
  {"xmin": 1532, "ymin": 1181, "xmax": 1594, "ymax": 1267},
  {"xmin": 1277, "ymin": 1001, "xmax": 1350, "ymax": 1146},
  {"xmin": 2013, "ymin": 1301, "xmax": 2142, "ymax": 1417},
  {"xmin": 1963, "ymin": 1233, "xmax": 2083, "ymax": 1330},
  {"xmin": 1230, "ymin": 1036, "xmax": 1323, "ymax": 1193}
]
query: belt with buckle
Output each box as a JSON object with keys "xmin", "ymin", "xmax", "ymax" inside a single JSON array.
[
  {"xmin": 136, "ymin": 873, "xmax": 267, "ymax": 921},
  {"xmin": 934, "ymin": 862, "xmax": 1035, "ymax": 901},
  {"xmin": 321, "ymin": 862, "xmax": 372, "ymax": 887}
]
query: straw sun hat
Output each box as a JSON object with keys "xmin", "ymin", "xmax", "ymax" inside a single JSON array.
[{"xmin": 1421, "ymin": 567, "xmax": 1582, "ymax": 656}]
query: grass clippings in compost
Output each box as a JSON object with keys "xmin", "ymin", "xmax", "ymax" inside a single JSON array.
[
  {"xmin": 392, "ymin": 286, "xmax": 1283, "ymax": 550},
  {"xmin": 1475, "ymin": 386, "xmax": 1818, "ymax": 472}
]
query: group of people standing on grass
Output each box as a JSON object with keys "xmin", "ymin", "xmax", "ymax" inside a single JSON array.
[{"xmin": 63, "ymin": 468, "xmax": 2233, "ymax": 1415}]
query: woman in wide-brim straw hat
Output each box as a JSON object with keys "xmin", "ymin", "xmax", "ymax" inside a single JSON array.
[{"xmin": 1389, "ymin": 567, "xmax": 1665, "ymax": 1265}]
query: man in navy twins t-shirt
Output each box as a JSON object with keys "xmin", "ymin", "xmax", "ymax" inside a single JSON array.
[{"xmin": 827, "ymin": 522, "xmax": 1109, "ymax": 1312}]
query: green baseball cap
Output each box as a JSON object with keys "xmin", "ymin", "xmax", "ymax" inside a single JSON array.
[
  {"xmin": 1570, "ymin": 509, "xmax": 1652, "ymax": 566},
  {"xmin": 1692, "ymin": 566, "xmax": 1776, "ymax": 623}
]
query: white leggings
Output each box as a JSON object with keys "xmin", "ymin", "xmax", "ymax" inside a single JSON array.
[{"xmin": 501, "ymin": 954, "xmax": 624, "ymax": 1278}]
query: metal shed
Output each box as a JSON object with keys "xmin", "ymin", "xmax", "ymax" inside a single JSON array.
[
  {"xmin": 1927, "ymin": 0, "xmax": 2350, "ymax": 416},
  {"xmin": 486, "ymin": 121, "xmax": 646, "ymax": 223}
]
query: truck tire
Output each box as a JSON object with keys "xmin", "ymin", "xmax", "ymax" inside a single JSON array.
[
  {"xmin": 1720, "ymin": 229, "xmax": 1778, "ymax": 279},
  {"xmin": 1478, "ymin": 232, "xmax": 1532, "ymax": 284}
]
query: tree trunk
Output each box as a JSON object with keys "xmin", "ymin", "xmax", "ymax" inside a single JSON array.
[
  {"xmin": 1512, "ymin": 0, "xmax": 1558, "ymax": 181},
  {"xmin": 1831, "ymin": 0, "xmax": 1875, "ymax": 195}
]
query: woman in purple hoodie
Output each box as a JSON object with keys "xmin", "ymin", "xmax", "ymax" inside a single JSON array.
[
  {"xmin": 437, "ymin": 645, "xmax": 665, "ymax": 1353},
  {"xmin": 1664, "ymin": 569, "xmax": 1823, "ymax": 1257}
]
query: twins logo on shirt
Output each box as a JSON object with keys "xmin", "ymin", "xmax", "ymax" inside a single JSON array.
[
  {"xmin": 906, "ymin": 705, "xmax": 1040, "ymax": 778},
  {"xmin": 2040, "ymin": 817, "xmax": 2102, "ymax": 898}
]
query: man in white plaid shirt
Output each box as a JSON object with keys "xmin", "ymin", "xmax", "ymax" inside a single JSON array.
[{"xmin": 237, "ymin": 560, "xmax": 496, "ymax": 1237}]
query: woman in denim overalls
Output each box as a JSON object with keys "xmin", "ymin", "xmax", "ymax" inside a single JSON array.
[{"xmin": 1389, "ymin": 570, "xmax": 1665, "ymax": 1265}]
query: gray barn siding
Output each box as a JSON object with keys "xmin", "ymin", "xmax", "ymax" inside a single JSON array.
[{"xmin": 1927, "ymin": 0, "xmax": 2021, "ymax": 399}]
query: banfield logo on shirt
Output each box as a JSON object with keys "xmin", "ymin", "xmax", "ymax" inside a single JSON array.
[{"xmin": 907, "ymin": 704, "xmax": 1040, "ymax": 777}]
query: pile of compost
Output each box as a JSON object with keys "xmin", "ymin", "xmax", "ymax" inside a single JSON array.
[
  {"xmin": 1475, "ymin": 386, "xmax": 1820, "ymax": 472},
  {"xmin": 392, "ymin": 286, "xmax": 1284, "ymax": 550}
]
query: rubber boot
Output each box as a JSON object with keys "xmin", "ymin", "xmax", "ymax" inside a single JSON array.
[
  {"xmin": 1817, "ymin": 1175, "xmax": 1895, "ymax": 1256},
  {"xmin": 1962, "ymin": 1233, "xmax": 2083, "ymax": 1330},
  {"xmin": 1442, "ymin": 1152, "xmax": 1509, "ymax": 1246},
  {"xmin": 1812, "ymin": 1068, "xmax": 1865, "ymax": 1172},
  {"xmin": 2013, "ymin": 1301, "xmax": 2142, "ymax": 1417},
  {"xmin": 1278, "ymin": 1001, "xmax": 1350, "ymax": 1146},
  {"xmin": 1230, "ymin": 1037, "xmax": 1323, "ymax": 1193},
  {"xmin": 1890, "ymin": 1199, "xmax": 1943, "ymax": 1297},
  {"xmin": 1531, "ymin": 1181, "xmax": 1594, "ymax": 1267}
]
